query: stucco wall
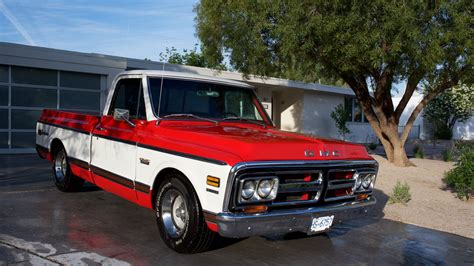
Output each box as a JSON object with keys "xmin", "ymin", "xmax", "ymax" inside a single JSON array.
[
  {"xmin": 276, "ymin": 89, "xmax": 375, "ymax": 143},
  {"xmin": 452, "ymin": 118, "xmax": 473, "ymax": 140},
  {"xmin": 301, "ymin": 91, "xmax": 342, "ymax": 139},
  {"xmin": 301, "ymin": 91, "xmax": 374, "ymax": 143},
  {"xmin": 277, "ymin": 89, "xmax": 305, "ymax": 132},
  {"xmin": 255, "ymin": 87, "xmax": 273, "ymax": 120},
  {"xmin": 346, "ymin": 123, "xmax": 378, "ymax": 143}
]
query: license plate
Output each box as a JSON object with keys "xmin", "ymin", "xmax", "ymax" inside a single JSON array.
[{"xmin": 309, "ymin": 215, "xmax": 334, "ymax": 233}]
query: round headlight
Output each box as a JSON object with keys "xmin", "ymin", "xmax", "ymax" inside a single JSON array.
[
  {"xmin": 362, "ymin": 174, "xmax": 373, "ymax": 189},
  {"xmin": 257, "ymin": 179, "xmax": 274, "ymax": 198},
  {"xmin": 242, "ymin": 180, "xmax": 256, "ymax": 199},
  {"xmin": 355, "ymin": 175, "xmax": 363, "ymax": 189}
]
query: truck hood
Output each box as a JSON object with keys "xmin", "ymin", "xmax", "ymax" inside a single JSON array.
[{"xmin": 147, "ymin": 121, "xmax": 372, "ymax": 166}]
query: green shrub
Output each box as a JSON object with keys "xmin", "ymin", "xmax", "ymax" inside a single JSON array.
[
  {"xmin": 413, "ymin": 145, "xmax": 424, "ymax": 158},
  {"xmin": 453, "ymin": 140, "xmax": 474, "ymax": 158},
  {"xmin": 434, "ymin": 124, "xmax": 453, "ymax": 140},
  {"xmin": 389, "ymin": 181, "xmax": 411, "ymax": 205},
  {"xmin": 444, "ymin": 148, "xmax": 474, "ymax": 200},
  {"xmin": 368, "ymin": 143, "xmax": 377, "ymax": 150},
  {"xmin": 442, "ymin": 149, "xmax": 453, "ymax": 162}
]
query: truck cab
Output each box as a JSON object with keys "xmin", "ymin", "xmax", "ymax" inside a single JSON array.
[{"xmin": 36, "ymin": 70, "xmax": 377, "ymax": 253}]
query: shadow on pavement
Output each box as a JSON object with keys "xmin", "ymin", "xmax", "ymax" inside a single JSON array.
[{"xmin": 1, "ymin": 154, "xmax": 473, "ymax": 265}]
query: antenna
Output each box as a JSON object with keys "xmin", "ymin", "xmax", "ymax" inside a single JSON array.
[{"xmin": 156, "ymin": 62, "xmax": 166, "ymax": 125}]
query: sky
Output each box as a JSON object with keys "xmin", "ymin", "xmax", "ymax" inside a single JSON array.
[
  {"xmin": 0, "ymin": 0, "xmax": 411, "ymax": 95},
  {"xmin": 0, "ymin": 0, "xmax": 199, "ymax": 61}
]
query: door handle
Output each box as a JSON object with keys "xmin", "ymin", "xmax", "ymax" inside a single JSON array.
[{"xmin": 95, "ymin": 125, "xmax": 107, "ymax": 132}]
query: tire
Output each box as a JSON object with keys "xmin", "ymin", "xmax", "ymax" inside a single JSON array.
[
  {"xmin": 52, "ymin": 145, "xmax": 84, "ymax": 192},
  {"xmin": 155, "ymin": 172, "xmax": 217, "ymax": 253}
]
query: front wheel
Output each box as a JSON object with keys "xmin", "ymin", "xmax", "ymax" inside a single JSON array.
[
  {"xmin": 52, "ymin": 145, "xmax": 84, "ymax": 192},
  {"xmin": 155, "ymin": 173, "xmax": 217, "ymax": 253}
]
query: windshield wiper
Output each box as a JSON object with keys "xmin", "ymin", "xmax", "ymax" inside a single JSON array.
[
  {"xmin": 161, "ymin": 113, "xmax": 219, "ymax": 125},
  {"xmin": 221, "ymin": 117, "xmax": 266, "ymax": 128}
]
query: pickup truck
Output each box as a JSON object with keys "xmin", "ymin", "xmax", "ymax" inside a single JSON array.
[{"xmin": 36, "ymin": 70, "xmax": 377, "ymax": 253}]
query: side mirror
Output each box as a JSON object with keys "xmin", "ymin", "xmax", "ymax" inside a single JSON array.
[{"xmin": 113, "ymin": 108, "xmax": 135, "ymax": 127}]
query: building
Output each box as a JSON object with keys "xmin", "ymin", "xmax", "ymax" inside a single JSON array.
[{"xmin": 1, "ymin": 42, "xmax": 470, "ymax": 154}]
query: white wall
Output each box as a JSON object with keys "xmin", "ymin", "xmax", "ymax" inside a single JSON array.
[
  {"xmin": 255, "ymin": 87, "xmax": 273, "ymax": 120},
  {"xmin": 453, "ymin": 117, "xmax": 474, "ymax": 140},
  {"xmin": 391, "ymin": 93, "xmax": 426, "ymax": 139},
  {"xmin": 392, "ymin": 92, "xmax": 473, "ymax": 140},
  {"xmin": 270, "ymin": 89, "xmax": 375, "ymax": 143},
  {"xmin": 346, "ymin": 123, "xmax": 378, "ymax": 143},
  {"xmin": 277, "ymin": 89, "xmax": 305, "ymax": 132},
  {"xmin": 301, "ymin": 90, "xmax": 342, "ymax": 139}
]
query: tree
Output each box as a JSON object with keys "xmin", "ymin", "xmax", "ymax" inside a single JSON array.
[
  {"xmin": 195, "ymin": 1, "xmax": 473, "ymax": 166},
  {"xmin": 331, "ymin": 104, "xmax": 351, "ymax": 140},
  {"xmin": 159, "ymin": 44, "xmax": 227, "ymax": 70},
  {"xmin": 424, "ymin": 85, "xmax": 474, "ymax": 139}
]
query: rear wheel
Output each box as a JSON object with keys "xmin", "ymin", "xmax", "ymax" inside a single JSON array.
[
  {"xmin": 155, "ymin": 172, "xmax": 217, "ymax": 253},
  {"xmin": 52, "ymin": 145, "xmax": 84, "ymax": 192}
]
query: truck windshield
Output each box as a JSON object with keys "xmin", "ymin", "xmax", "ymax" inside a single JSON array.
[{"xmin": 149, "ymin": 78, "xmax": 269, "ymax": 124}]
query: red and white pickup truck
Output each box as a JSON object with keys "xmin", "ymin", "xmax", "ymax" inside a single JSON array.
[{"xmin": 36, "ymin": 70, "xmax": 377, "ymax": 253}]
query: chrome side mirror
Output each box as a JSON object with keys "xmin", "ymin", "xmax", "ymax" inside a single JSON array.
[{"xmin": 113, "ymin": 108, "xmax": 135, "ymax": 127}]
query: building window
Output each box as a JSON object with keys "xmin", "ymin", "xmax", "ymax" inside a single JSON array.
[
  {"xmin": 60, "ymin": 90, "xmax": 100, "ymax": 110},
  {"xmin": 11, "ymin": 109, "xmax": 42, "ymax": 129},
  {"xmin": 11, "ymin": 132, "xmax": 36, "ymax": 149},
  {"xmin": 0, "ymin": 64, "xmax": 104, "ymax": 151},
  {"xmin": 60, "ymin": 71, "xmax": 101, "ymax": 90},
  {"xmin": 0, "ymin": 65, "xmax": 8, "ymax": 83},
  {"xmin": 11, "ymin": 86, "xmax": 57, "ymax": 108},
  {"xmin": 344, "ymin": 97, "xmax": 369, "ymax": 123},
  {"xmin": 0, "ymin": 132, "xmax": 8, "ymax": 148},
  {"xmin": 0, "ymin": 109, "xmax": 7, "ymax": 129},
  {"xmin": 0, "ymin": 85, "xmax": 8, "ymax": 106},
  {"xmin": 11, "ymin": 66, "xmax": 58, "ymax": 86}
]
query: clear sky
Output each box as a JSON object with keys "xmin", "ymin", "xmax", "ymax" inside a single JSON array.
[{"xmin": 0, "ymin": 0, "xmax": 199, "ymax": 61}]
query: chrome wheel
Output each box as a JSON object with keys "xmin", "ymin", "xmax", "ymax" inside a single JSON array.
[
  {"xmin": 54, "ymin": 150, "xmax": 67, "ymax": 182},
  {"xmin": 161, "ymin": 189, "xmax": 188, "ymax": 238}
]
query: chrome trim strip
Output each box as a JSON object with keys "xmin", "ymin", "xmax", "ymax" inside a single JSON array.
[{"xmin": 223, "ymin": 159, "xmax": 378, "ymax": 212}]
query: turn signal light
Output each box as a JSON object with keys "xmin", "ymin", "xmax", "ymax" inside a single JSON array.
[
  {"xmin": 206, "ymin": 176, "xmax": 220, "ymax": 187},
  {"xmin": 357, "ymin": 194, "xmax": 369, "ymax": 200},
  {"xmin": 243, "ymin": 205, "xmax": 268, "ymax": 214}
]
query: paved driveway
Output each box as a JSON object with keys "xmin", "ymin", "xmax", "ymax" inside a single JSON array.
[{"xmin": 0, "ymin": 155, "xmax": 473, "ymax": 265}]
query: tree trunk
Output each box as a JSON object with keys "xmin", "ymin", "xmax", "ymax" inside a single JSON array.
[
  {"xmin": 381, "ymin": 141, "xmax": 414, "ymax": 167},
  {"xmin": 371, "ymin": 121, "xmax": 415, "ymax": 167},
  {"xmin": 340, "ymin": 65, "xmax": 464, "ymax": 167}
]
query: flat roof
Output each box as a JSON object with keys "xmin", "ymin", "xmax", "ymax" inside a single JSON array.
[
  {"xmin": 121, "ymin": 70, "xmax": 254, "ymax": 88},
  {"xmin": 0, "ymin": 42, "xmax": 354, "ymax": 96}
]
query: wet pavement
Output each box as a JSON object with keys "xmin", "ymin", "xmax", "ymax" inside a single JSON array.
[{"xmin": 0, "ymin": 154, "xmax": 473, "ymax": 265}]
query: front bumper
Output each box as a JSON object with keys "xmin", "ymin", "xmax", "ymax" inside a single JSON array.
[{"xmin": 215, "ymin": 197, "xmax": 376, "ymax": 238}]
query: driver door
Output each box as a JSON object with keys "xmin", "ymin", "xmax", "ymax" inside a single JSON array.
[{"xmin": 91, "ymin": 77, "xmax": 146, "ymax": 202}]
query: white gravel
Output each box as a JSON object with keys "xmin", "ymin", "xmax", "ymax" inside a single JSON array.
[{"xmin": 372, "ymin": 155, "xmax": 474, "ymax": 239}]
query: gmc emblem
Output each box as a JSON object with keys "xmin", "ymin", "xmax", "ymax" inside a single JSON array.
[
  {"xmin": 319, "ymin": 150, "xmax": 330, "ymax": 157},
  {"xmin": 319, "ymin": 150, "xmax": 341, "ymax": 157}
]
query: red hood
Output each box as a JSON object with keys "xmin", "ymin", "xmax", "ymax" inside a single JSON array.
[{"xmin": 141, "ymin": 121, "xmax": 372, "ymax": 166}]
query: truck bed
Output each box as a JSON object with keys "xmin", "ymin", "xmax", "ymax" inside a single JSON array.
[{"xmin": 36, "ymin": 109, "xmax": 99, "ymax": 166}]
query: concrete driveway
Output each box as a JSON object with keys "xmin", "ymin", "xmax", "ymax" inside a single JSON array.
[{"xmin": 0, "ymin": 154, "xmax": 473, "ymax": 265}]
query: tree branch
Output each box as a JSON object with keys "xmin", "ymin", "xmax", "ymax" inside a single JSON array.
[
  {"xmin": 394, "ymin": 69, "xmax": 424, "ymax": 121},
  {"xmin": 400, "ymin": 78, "xmax": 460, "ymax": 144}
]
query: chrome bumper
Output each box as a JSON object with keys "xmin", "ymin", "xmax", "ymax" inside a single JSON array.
[{"xmin": 215, "ymin": 197, "xmax": 376, "ymax": 238}]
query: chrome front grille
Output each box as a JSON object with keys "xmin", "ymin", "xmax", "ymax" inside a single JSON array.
[
  {"xmin": 324, "ymin": 170, "xmax": 356, "ymax": 202},
  {"xmin": 225, "ymin": 160, "xmax": 378, "ymax": 212},
  {"xmin": 274, "ymin": 171, "xmax": 323, "ymax": 206}
]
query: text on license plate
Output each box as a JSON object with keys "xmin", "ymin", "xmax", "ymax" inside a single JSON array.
[{"xmin": 310, "ymin": 215, "xmax": 334, "ymax": 233}]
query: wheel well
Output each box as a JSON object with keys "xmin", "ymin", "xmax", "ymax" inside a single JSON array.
[
  {"xmin": 50, "ymin": 139, "xmax": 63, "ymax": 156},
  {"xmin": 151, "ymin": 167, "xmax": 195, "ymax": 209}
]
